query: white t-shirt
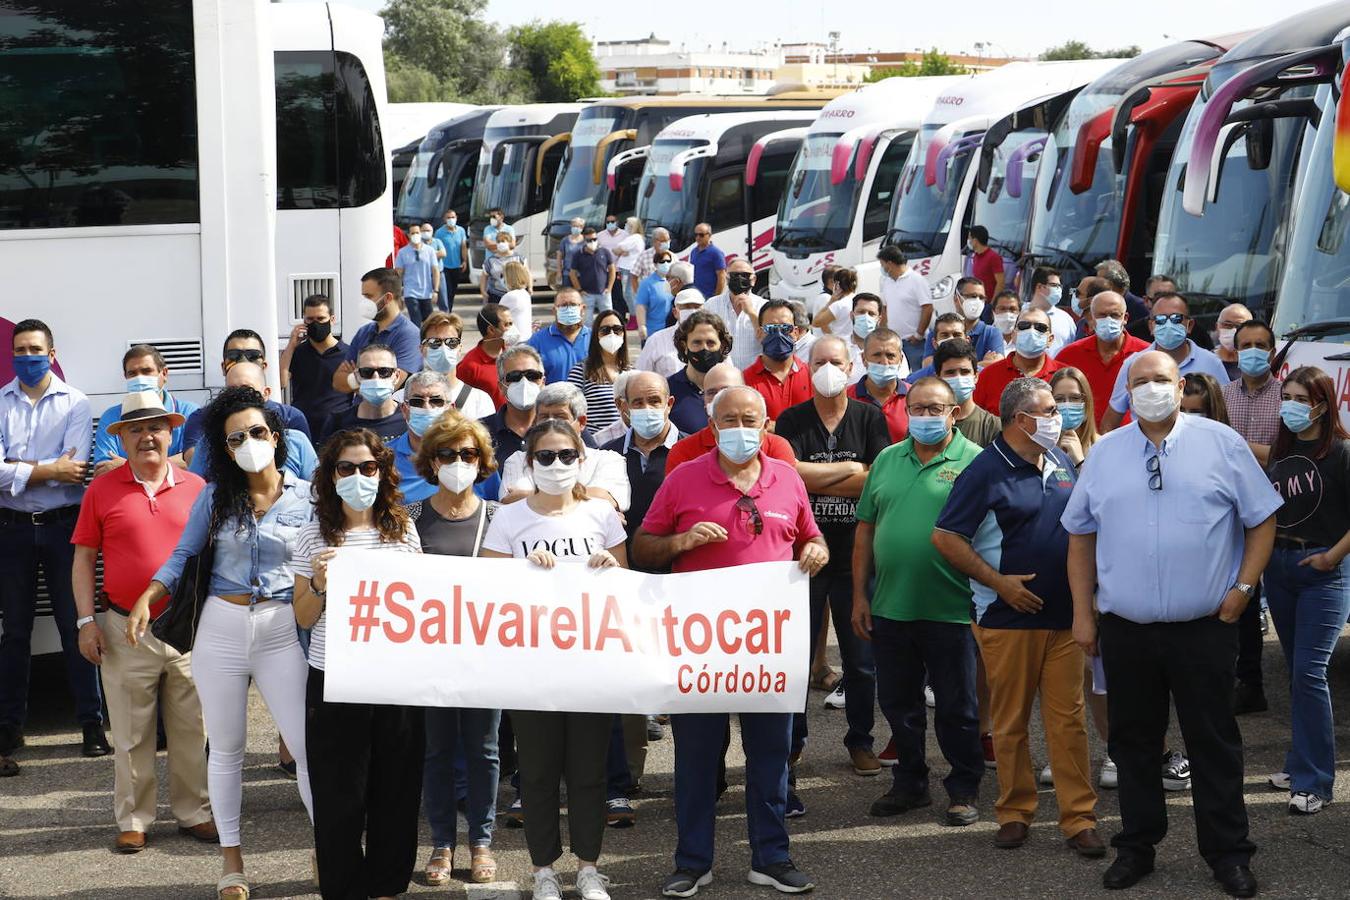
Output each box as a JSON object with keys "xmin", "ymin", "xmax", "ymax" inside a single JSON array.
[
  {"xmin": 825, "ymin": 294, "xmax": 856, "ymax": 338},
  {"xmin": 635, "ymin": 324, "xmax": 684, "ymax": 378},
  {"xmin": 1047, "ymin": 306, "xmax": 1077, "ymax": 359},
  {"xmin": 880, "ymin": 268, "xmax": 932, "ymax": 338},
  {"xmin": 497, "ymin": 447, "xmax": 631, "ymax": 511},
  {"xmin": 500, "ymin": 288, "xmax": 533, "ymax": 333},
  {"xmin": 292, "ymin": 521, "xmax": 422, "ymax": 671},
  {"xmin": 615, "ymin": 234, "xmax": 645, "ymax": 273},
  {"xmin": 448, "ymin": 380, "xmax": 496, "ymax": 419},
  {"xmin": 481, "ymin": 496, "xmax": 626, "ymax": 562},
  {"xmin": 807, "ymin": 291, "xmax": 834, "ymax": 322}
]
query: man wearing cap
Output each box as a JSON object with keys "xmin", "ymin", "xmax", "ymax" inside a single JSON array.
[
  {"xmin": 71, "ymin": 392, "xmax": 215, "ymax": 853},
  {"xmin": 636, "ymin": 286, "xmax": 708, "ymax": 378}
]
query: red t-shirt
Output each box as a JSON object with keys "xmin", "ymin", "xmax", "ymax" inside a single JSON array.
[
  {"xmin": 848, "ymin": 378, "xmax": 909, "ymax": 442},
  {"xmin": 1054, "ymin": 333, "xmax": 1151, "ymax": 427},
  {"xmin": 970, "ymin": 248, "xmax": 1004, "ymax": 299},
  {"xmin": 665, "ymin": 427, "xmax": 797, "ymax": 475},
  {"xmin": 743, "ymin": 358, "xmax": 813, "ymax": 422},
  {"xmin": 71, "ymin": 465, "xmax": 207, "ymax": 617},
  {"xmin": 971, "ymin": 354, "xmax": 1064, "ymax": 415},
  {"xmin": 457, "ymin": 344, "xmax": 505, "ymax": 407}
]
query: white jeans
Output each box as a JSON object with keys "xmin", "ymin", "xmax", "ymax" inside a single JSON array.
[{"xmin": 191, "ymin": 597, "xmax": 313, "ymax": 846}]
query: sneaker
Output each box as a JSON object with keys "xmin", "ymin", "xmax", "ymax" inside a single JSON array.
[
  {"xmin": 647, "ymin": 715, "xmax": 665, "ymax": 741},
  {"xmin": 868, "ymin": 787, "xmax": 932, "ymax": 817},
  {"xmin": 981, "ymin": 732, "xmax": 997, "ymax": 769},
  {"xmin": 577, "ymin": 866, "xmax": 612, "ymax": 900},
  {"xmin": 877, "ymin": 737, "xmax": 898, "ymax": 767},
  {"xmin": 662, "ymin": 868, "xmax": 713, "ymax": 897},
  {"xmin": 1161, "ymin": 750, "xmax": 1191, "ymax": 791},
  {"xmin": 785, "ymin": 788, "xmax": 806, "ymax": 818},
  {"xmin": 924, "ymin": 684, "xmax": 936, "ymax": 708},
  {"xmin": 747, "ymin": 860, "xmax": 815, "ymax": 893},
  {"xmin": 1232, "ymin": 682, "xmax": 1268, "ymax": 715},
  {"xmin": 1099, "ymin": 758, "xmax": 1118, "ymax": 790},
  {"xmin": 945, "ymin": 800, "xmax": 978, "ymax": 827},
  {"xmin": 276, "ymin": 758, "xmax": 297, "ymax": 780},
  {"xmin": 849, "ymin": 746, "xmax": 881, "ymax": 776},
  {"xmin": 1038, "ymin": 764, "xmax": 1053, "ymax": 786},
  {"xmin": 605, "ymin": 797, "xmax": 636, "ymax": 828},
  {"xmin": 504, "ymin": 796, "xmax": 525, "ymax": 827},
  {"xmin": 1269, "ymin": 772, "xmax": 1291, "ymax": 791},
  {"xmin": 532, "ymin": 868, "xmax": 563, "ymax": 900},
  {"xmin": 823, "ymin": 684, "xmax": 846, "ymax": 709},
  {"xmin": 1289, "ymin": 791, "xmax": 1329, "ymax": 815}
]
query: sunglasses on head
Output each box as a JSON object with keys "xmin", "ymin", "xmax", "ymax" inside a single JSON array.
[
  {"xmin": 1152, "ymin": 313, "xmax": 1186, "ymax": 325},
  {"xmin": 435, "ymin": 447, "xmax": 481, "ymax": 464},
  {"xmin": 531, "ymin": 448, "xmax": 580, "ymax": 467},
  {"xmin": 357, "ymin": 366, "xmax": 396, "ymax": 379},
  {"xmin": 597, "ymin": 324, "xmax": 626, "ymax": 336},
  {"xmin": 1015, "ymin": 321, "xmax": 1050, "ymax": 333},
  {"xmin": 407, "ymin": 396, "xmax": 448, "ymax": 409},
  {"xmin": 335, "ymin": 460, "xmax": 380, "ymax": 477},
  {"xmin": 503, "ymin": 369, "xmax": 545, "ymax": 384},
  {"xmin": 422, "ymin": 337, "xmax": 461, "ymax": 349},
  {"xmin": 225, "ymin": 424, "xmax": 272, "ymax": 449},
  {"xmin": 224, "ymin": 348, "xmax": 264, "ymax": 364}
]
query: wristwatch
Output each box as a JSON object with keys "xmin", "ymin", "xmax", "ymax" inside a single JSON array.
[
  {"xmin": 76, "ymin": 615, "xmax": 96, "ymax": 629},
  {"xmin": 1231, "ymin": 582, "xmax": 1256, "ymax": 599}
]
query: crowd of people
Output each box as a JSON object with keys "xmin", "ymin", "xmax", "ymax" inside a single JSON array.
[{"xmin": 1, "ymin": 214, "xmax": 1348, "ymax": 900}]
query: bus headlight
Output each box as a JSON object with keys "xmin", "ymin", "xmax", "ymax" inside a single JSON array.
[{"xmin": 930, "ymin": 274, "xmax": 955, "ymax": 302}]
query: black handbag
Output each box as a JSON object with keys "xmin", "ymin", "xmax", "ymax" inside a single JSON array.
[{"xmin": 151, "ymin": 538, "xmax": 214, "ymax": 654}]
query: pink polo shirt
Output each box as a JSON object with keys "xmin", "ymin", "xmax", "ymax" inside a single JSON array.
[{"xmin": 641, "ymin": 449, "xmax": 821, "ymax": 573}]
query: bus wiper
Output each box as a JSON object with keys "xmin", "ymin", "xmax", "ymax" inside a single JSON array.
[{"xmin": 1281, "ymin": 317, "xmax": 1350, "ymax": 340}]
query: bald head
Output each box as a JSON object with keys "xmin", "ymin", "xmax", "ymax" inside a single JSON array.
[
  {"xmin": 224, "ymin": 361, "xmax": 267, "ymax": 393},
  {"xmin": 624, "ymin": 370, "xmax": 669, "ymax": 403},
  {"xmin": 810, "ymin": 335, "xmax": 850, "ymax": 364},
  {"xmin": 703, "ymin": 362, "xmax": 745, "ymax": 395},
  {"xmin": 1127, "ymin": 350, "xmax": 1181, "ymax": 390},
  {"xmin": 1090, "ymin": 291, "xmax": 1127, "ymax": 319},
  {"xmin": 728, "ymin": 258, "xmax": 754, "ymax": 275},
  {"xmin": 711, "ymin": 384, "xmax": 767, "ymax": 423},
  {"xmin": 1217, "ymin": 303, "xmax": 1253, "ymax": 329}
]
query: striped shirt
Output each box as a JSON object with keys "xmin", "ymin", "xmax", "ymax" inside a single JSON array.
[
  {"xmin": 1220, "ymin": 375, "xmax": 1281, "ymax": 447},
  {"xmin": 567, "ymin": 363, "xmax": 627, "ymax": 435}
]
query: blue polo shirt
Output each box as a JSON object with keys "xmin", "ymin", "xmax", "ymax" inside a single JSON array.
[
  {"xmin": 93, "ymin": 390, "xmax": 200, "ymax": 463},
  {"xmin": 434, "ymin": 224, "xmax": 467, "ymax": 269},
  {"xmin": 395, "ymin": 243, "xmax": 438, "ymax": 299},
  {"xmin": 527, "ymin": 323, "xmax": 592, "ymax": 384},
  {"xmin": 666, "ymin": 369, "xmax": 707, "ymax": 436},
  {"xmin": 182, "ymin": 399, "xmax": 311, "ymax": 451},
  {"xmin": 689, "ymin": 243, "xmax": 727, "ymax": 298},
  {"xmin": 391, "ymin": 431, "xmax": 436, "ymax": 504},
  {"xmin": 922, "ymin": 319, "xmax": 1007, "ymax": 361},
  {"xmin": 345, "ymin": 314, "xmax": 423, "ymax": 376},
  {"xmin": 935, "ymin": 436, "xmax": 1078, "ymax": 630},
  {"xmin": 1108, "ymin": 340, "xmax": 1230, "ymax": 413}
]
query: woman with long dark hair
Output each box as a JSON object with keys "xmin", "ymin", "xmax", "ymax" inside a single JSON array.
[
  {"xmin": 567, "ymin": 308, "xmax": 631, "ymax": 437},
  {"xmin": 126, "ymin": 386, "xmax": 314, "ymax": 900},
  {"xmin": 1263, "ymin": 366, "xmax": 1350, "ymax": 815},
  {"xmin": 1181, "ymin": 372, "xmax": 1232, "ymax": 424},
  {"xmin": 291, "ymin": 428, "xmax": 423, "ymax": 898}
]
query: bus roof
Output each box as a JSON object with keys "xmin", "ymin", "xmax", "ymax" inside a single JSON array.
[
  {"xmin": 578, "ymin": 94, "xmax": 837, "ymax": 112},
  {"xmin": 484, "ymin": 103, "xmax": 587, "ymax": 130},
  {"xmin": 652, "ymin": 110, "xmax": 822, "ymax": 143},
  {"xmin": 920, "ymin": 60, "xmax": 1128, "ymax": 128},
  {"xmin": 419, "ymin": 107, "xmax": 502, "ymax": 152},
  {"xmin": 383, "ymin": 103, "xmax": 479, "ymax": 149},
  {"xmin": 804, "ymin": 75, "xmax": 973, "ymax": 136}
]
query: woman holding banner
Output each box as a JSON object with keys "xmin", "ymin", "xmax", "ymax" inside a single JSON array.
[
  {"xmin": 480, "ymin": 419, "xmax": 628, "ymax": 900},
  {"xmin": 410, "ymin": 414, "xmax": 503, "ymax": 886},
  {"xmin": 292, "ymin": 428, "xmax": 424, "ymax": 900}
]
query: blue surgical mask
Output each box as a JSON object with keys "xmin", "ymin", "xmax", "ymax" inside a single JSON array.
[
  {"xmin": 606, "ymin": 222, "xmax": 618, "ymax": 232},
  {"xmin": 656, "ymin": 262, "xmax": 672, "ymax": 276},
  {"xmin": 1070, "ymin": 293, "xmax": 1084, "ymax": 316},
  {"xmin": 1047, "ymin": 286, "xmax": 1063, "ymax": 307},
  {"xmin": 408, "ymin": 408, "xmax": 442, "ymax": 437},
  {"xmin": 1153, "ymin": 320, "xmax": 1188, "ymax": 351},
  {"xmin": 630, "ymin": 407, "xmax": 667, "ymax": 440},
  {"xmin": 424, "ymin": 344, "xmax": 457, "ymax": 373},
  {"xmin": 1280, "ymin": 400, "xmax": 1315, "ymax": 434},
  {"xmin": 1094, "ymin": 317, "xmax": 1123, "ymax": 342},
  {"xmin": 12, "ymin": 354, "xmax": 51, "ymax": 388},
  {"xmin": 359, "ymin": 378, "xmax": 394, "ymax": 405},
  {"xmin": 1014, "ymin": 327, "xmax": 1048, "ymax": 357},
  {"xmin": 716, "ymin": 426, "xmax": 761, "ymax": 464},
  {"xmin": 335, "ymin": 473, "xmax": 380, "ymax": 511},
  {"xmin": 1058, "ymin": 401, "xmax": 1086, "ymax": 431},
  {"xmin": 867, "ymin": 362, "xmax": 900, "ymax": 385},
  {"xmin": 1238, "ymin": 347, "xmax": 1270, "ymax": 378},
  {"xmin": 125, "ymin": 374, "xmax": 160, "ymax": 394},
  {"xmin": 908, "ymin": 415, "xmax": 951, "ymax": 445},
  {"xmin": 571, "ymin": 225, "xmax": 582, "ymax": 236},
  {"xmin": 557, "ymin": 305, "xmax": 583, "ymax": 326},
  {"xmin": 943, "ymin": 375, "xmax": 976, "ymax": 403},
  {"xmin": 761, "ymin": 330, "xmax": 795, "ymax": 361},
  {"xmin": 853, "ymin": 314, "xmax": 878, "ymax": 340}
]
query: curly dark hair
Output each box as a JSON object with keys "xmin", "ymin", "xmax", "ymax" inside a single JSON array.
[
  {"xmin": 674, "ymin": 309, "xmax": 732, "ymax": 363},
  {"xmin": 313, "ymin": 428, "xmax": 410, "ymax": 546},
  {"xmin": 202, "ymin": 387, "xmax": 288, "ymax": 537}
]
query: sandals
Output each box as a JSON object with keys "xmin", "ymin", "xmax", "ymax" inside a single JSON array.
[
  {"xmin": 470, "ymin": 846, "xmax": 497, "ymax": 884},
  {"xmin": 809, "ymin": 666, "xmax": 841, "ymax": 692},
  {"xmin": 425, "ymin": 847, "xmax": 453, "ymax": 886},
  {"xmin": 217, "ymin": 873, "xmax": 250, "ymax": 900}
]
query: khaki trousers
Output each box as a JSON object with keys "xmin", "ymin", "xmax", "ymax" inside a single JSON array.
[
  {"xmin": 100, "ymin": 609, "xmax": 210, "ymax": 832},
  {"xmin": 973, "ymin": 624, "xmax": 1096, "ymax": 837}
]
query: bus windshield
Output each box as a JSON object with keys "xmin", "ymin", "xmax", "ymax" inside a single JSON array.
[
  {"xmin": 549, "ymin": 109, "xmax": 624, "ymax": 225},
  {"xmin": 774, "ymin": 133, "xmax": 858, "ymax": 252},
  {"xmin": 470, "ymin": 129, "xmax": 539, "ymax": 222},
  {"xmin": 974, "ymin": 128, "xmax": 1048, "ymax": 259},
  {"xmin": 398, "ymin": 146, "xmax": 471, "ymax": 222},
  {"xmin": 1273, "ymin": 119, "xmax": 1350, "ymax": 335},
  {"xmin": 637, "ymin": 140, "xmax": 706, "ymax": 248},
  {"xmin": 889, "ymin": 124, "xmax": 979, "ymax": 259}
]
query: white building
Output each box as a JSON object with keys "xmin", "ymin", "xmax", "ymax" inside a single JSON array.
[{"xmin": 594, "ymin": 34, "xmax": 783, "ymax": 96}]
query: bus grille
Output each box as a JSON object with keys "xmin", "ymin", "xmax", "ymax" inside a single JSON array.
[
  {"xmin": 289, "ymin": 275, "xmax": 337, "ymax": 320},
  {"xmin": 128, "ymin": 339, "xmax": 204, "ymax": 375}
]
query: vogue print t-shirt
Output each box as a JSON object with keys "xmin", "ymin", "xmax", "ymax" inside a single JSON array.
[{"xmin": 481, "ymin": 496, "xmax": 627, "ymax": 562}]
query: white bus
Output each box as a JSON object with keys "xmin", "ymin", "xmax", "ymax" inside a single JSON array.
[{"xmin": 385, "ymin": 103, "xmax": 478, "ymax": 201}]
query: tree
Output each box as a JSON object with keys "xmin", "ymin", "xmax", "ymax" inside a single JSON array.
[
  {"xmin": 380, "ymin": 0, "xmax": 507, "ymax": 103},
  {"xmin": 1039, "ymin": 40, "xmax": 1141, "ymax": 61},
  {"xmin": 865, "ymin": 48, "xmax": 968, "ymax": 82},
  {"xmin": 506, "ymin": 21, "xmax": 603, "ymax": 102},
  {"xmin": 384, "ymin": 53, "xmax": 450, "ymax": 103}
]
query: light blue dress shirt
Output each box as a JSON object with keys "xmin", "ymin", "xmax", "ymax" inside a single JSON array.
[
  {"xmin": 93, "ymin": 390, "xmax": 200, "ymax": 463},
  {"xmin": 0, "ymin": 374, "xmax": 92, "ymax": 512},
  {"xmin": 1108, "ymin": 340, "xmax": 1231, "ymax": 413},
  {"xmin": 395, "ymin": 243, "xmax": 438, "ymax": 299},
  {"xmin": 1061, "ymin": 414, "xmax": 1282, "ymax": 623}
]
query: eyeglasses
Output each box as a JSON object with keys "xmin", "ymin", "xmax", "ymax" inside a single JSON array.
[
  {"xmin": 335, "ymin": 460, "xmax": 380, "ymax": 477},
  {"xmin": 1146, "ymin": 453, "xmax": 1163, "ymax": 492},
  {"xmin": 435, "ymin": 447, "xmax": 481, "ymax": 464},
  {"xmin": 225, "ymin": 424, "xmax": 272, "ymax": 449},
  {"xmin": 763, "ymin": 323, "xmax": 794, "ymax": 335},
  {"xmin": 357, "ymin": 366, "xmax": 396, "ymax": 379},
  {"xmin": 407, "ymin": 396, "xmax": 448, "ymax": 408},
  {"xmin": 224, "ymin": 348, "xmax": 264, "ymax": 364},
  {"xmin": 422, "ymin": 337, "xmax": 461, "ymax": 349},
  {"xmin": 1152, "ymin": 313, "xmax": 1186, "ymax": 326},
  {"xmin": 503, "ymin": 369, "xmax": 545, "ymax": 384},
  {"xmin": 531, "ymin": 448, "xmax": 580, "ymax": 466},
  {"xmin": 907, "ymin": 403, "xmax": 952, "ymax": 416},
  {"xmin": 597, "ymin": 324, "xmax": 626, "ymax": 336},
  {"xmin": 1015, "ymin": 321, "xmax": 1051, "ymax": 333},
  {"xmin": 694, "ymin": 230, "xmax": 711, "ymax": 237},
  {"xmin": 735, "ymin": 495, "xmax": 763, "ymax": 536}
]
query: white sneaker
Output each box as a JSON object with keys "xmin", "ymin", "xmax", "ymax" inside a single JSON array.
[
  {"xmin": 1099, "ymin": 758, "xmax": 1118, "ymax": 790},
  {"xmin": 533, "ymin": 869, "xmax": 564, "ymax": 900},
  {"xmin": 1289, "ymin": 791, "xmax": 1329, "ymax": 815},
  {"xmin": 924, "ymin": 684, "xmax": 936, "ymax": 708},
  {"xmin": 823, "ymin": 685, "xmax": 846, "ymax": 709},
  {"xmin": 1161, "ymin": 750, "xmax": 1191, "ymax": 791},
  {"xmin": 1038, "ymin": 764, "xmax": 1054, "ymax": 786},
  {"xmin": 577, "ymin": 866, "xmax": 612, "ymax": 900},
  {"xmin": 1269, "ymin": 772, "xmax": 1291, "ymax": 791}
]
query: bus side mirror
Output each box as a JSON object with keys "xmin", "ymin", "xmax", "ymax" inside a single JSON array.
[{"xmin": 1245, "ymin": 118, "xmax": 1273, "ymax": 171}]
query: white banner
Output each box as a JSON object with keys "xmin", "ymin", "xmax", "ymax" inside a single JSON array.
[{"xmin": 323, "ymin": 552, "xmax": 809, "ymax": 714}]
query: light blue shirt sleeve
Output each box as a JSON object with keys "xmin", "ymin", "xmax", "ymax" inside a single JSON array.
[
  {"xmin": 285, "ymin": 429, "xmax": 318, "ymax": 479},
  {"xmin": 153, "ymin": 486, "xmax": 214, "ymax": 594},
  {"xmin": 1225, "ymin": 429, "xmax": 1283, "ymax": 527},
  {"xmin": 92, "ymin": 401, "xmax": 122, "ymax": 464},
  {"xmin": 1108, "ymin": 354, "xmax": 1134, "ymax": 414}
]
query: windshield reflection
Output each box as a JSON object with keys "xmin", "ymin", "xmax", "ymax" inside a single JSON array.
[{"xmin": 774, "ymin": 133, "xmax": 857, "ymax": 252}]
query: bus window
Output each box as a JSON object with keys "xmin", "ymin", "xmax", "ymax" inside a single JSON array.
[
  {"xmin": 750, "ymin": 150, "xmax": 796, "ymax": 223},
  {"xmin": 0, "ymin": 1, "xmax": 199, "ymax": 229},
  {"xmin": 707, "ymin": 172, "xmax": 744, "ymax": 234},
  {"xmin": 862, "ymin": 136, "xmax": 913, "ymax": 242},
  {"xmin": 536, "ymin": 143, "xmax": 568, "ymax": 210},
  {"xmin": 334, "ymin": 52, "xmax": 386, "ymax": 209}
]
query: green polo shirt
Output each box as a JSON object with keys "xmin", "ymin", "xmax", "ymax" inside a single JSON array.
[{"xmin": 857, "ymin": 430, "xmax": 981, "ymax": 624}]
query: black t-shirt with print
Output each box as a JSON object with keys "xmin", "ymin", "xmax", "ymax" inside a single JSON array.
[{"xmin": 1268, "ymin": 438, "xmax": 1350, "ymax": 548}]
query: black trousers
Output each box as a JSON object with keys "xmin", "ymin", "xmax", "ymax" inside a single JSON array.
[
  {"xmin": 306, "ymin": 668, "xmax": 425, "ymax": 900},
  {"xmin": 1234, "ymin": 584, "xmax": 1263, "ymax": 687},
  {"xmin": 1099, "ymin": 614, "xmax": 1254, "ymax": 871},
  {"xmin": 610, "ymin": 275, "xmax": 630, "ymax": 318},
  {"xmin": 511, "ymin": 709, "xmax": 610, "ymax": 866}
]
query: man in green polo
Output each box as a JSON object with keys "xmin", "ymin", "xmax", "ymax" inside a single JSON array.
[{"xmin": 851, "ymin": 376, "xmax": 984, "ymax": 828}]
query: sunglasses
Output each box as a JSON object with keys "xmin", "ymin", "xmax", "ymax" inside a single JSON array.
[
  {"xmin": 531, "ymin": 448, "xmax": 580, "ymax": 467},
  {"xmin": 695, "ymin": 231, "xmax": 711, "ymax": 237},
  {"xmin": 422, "ymin": 337, "xmax": 461, "ymax": 349},
  {"xmin": 763, "ymin": 323, "xmax": 794, "ymax": 335},
  {"xmin": 435, "ymin": 447, "xmax": 481, "ymax": 464},
  {"xmin": 357, "ymin": 366, "xmax": 396, "ymax": 379},
  {"xmin": 597, "ymin": 324, "xmax": 626, "ymax": 336},
  {"xmin": 503, "ymin": 369, "xmax": 545, "ymax": 384},
  {"xmin": 335, "ymin": 460, "xmax": 380, "ymax": 477},
  {"xmin": 1015, "ymin": 321, "xmax": 1051, "ymax": 333},
  {"xmin": 224, "ymin": 348, "xmax": 264, "ymax": 364},
  {"xmin": 407, "ymin": 396, "xmax": 448, "ymax": 409},
  {"xmin": 1152, "ymin": 313, "xmax": 1186, "ymax": 325},
  {"xmin": 735, "ymin": 495, "xmax": 763, "ymax": 537},
  {"xmin": 225, "ymin": 424, "xmax": 272, "ymax": 449},
  {"xmin": 1146, "ymin": 453, "xmax": 1162, "ymax": 492}
]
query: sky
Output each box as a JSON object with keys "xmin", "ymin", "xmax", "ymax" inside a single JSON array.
[{"xmin": 334, "ymin": 0, "xmax": 1335, "ymax": 58}]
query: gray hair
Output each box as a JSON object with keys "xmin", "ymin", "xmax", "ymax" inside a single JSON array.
[
  {"xmin": 1095, "ymin": 259, "xmax": 1130, "ymax": 292},
  {"xmin": 711, "ymin": 384, "xmax": 766, "ymax": 419},
  {"xmin": 651, "ymin": 227, "xmax": 670, "ymax": 242},
  {"xmin": 999, "ymin": 377, "xmax": 1052, "ymax": 427},
  {"xmin": 536, "ymin": 381, "xmax": 588, "ymax": 418},
  {"xmin": 668, "ymin": 261, "xmax": 694, "ymax": 287},
  {"xmin": 405, "ymin": 369, "xmax": 450, "ymax": 395},
  {"xmin": 496, "ymin": 343, "xmax": 543, "ymax": 380},
  {"xmin": 787, "ymin": 300, "xmax": 810, "ymax": 329}
]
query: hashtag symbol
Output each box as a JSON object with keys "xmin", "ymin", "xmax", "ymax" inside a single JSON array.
[{"xmin": 348, "ymin": 580, "xmax": 382, "ymax": 642}]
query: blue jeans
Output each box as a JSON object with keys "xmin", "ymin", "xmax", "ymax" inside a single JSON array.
[
  {"xmin": 871, "ymin": 616, "xmax": 982, "ymax": 801},
  {"xmin": 901, "ymin": 339, "xmax": 925, "ymax": 373},
  {"xmin": 1264, "ymin": 547, "xmax": 1350, "ymax": 799},
  {"xmin": 405, "ymin": 296, "xmax": 433, "ymax": 328},
  {"xmin": 793, "ymin": 569, "xmax": 875, "ymax": 753},
  {"xmin": 0, "ymin": 513, "xmax": 103, "ymax": 726},
  {"xmin": 423, "ymin": 706, "xmax": 502, "ymax": 849},
  {"xmin": 606, "ymin": 715, "xmax": 632, "ymax": 800},
  {"xmin": 582, "ymin": 292, "xmax": 611, "ymax": 325},
  {"xmin": 672, "ymin": 712, "xmax": 792, "ymax": 872}
]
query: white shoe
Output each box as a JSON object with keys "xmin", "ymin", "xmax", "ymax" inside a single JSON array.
[
  {"xmin": 1161, "ymin": 750, "xmax": 1191, "ymax": 791},
  {"xmin": 577, "ymin": 867, "xmax": 612, "ymax": 900},
  {"xmin": 1269, "ymin": 772, "xmax": 1291, "ymax": 791},
  {"xmin": 823, "ymin": 685, "xmax": 846, "ymax": 709},
  {"xmin": 1099, "ymin": 758, "xmax": 1118, "ymax": 790},
  {"xmin": 1038, "ymin": 764, "xmax": 1054, "ymax": 786},
  {"xmin": 1289, "ymin": 791, "xmax": 1329, "ymax": 815},
  {"xmin": 533, "ymin": 869, "xmax": 564, "ymax": 900},
  {"xmin": 924, "ymin": 684, "xmax": 936, "ymax": 708}
]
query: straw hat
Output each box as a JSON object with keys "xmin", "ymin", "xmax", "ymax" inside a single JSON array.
[{"xmin": 106, "ymin": 391, "xmax": 185, "ymax": 434}]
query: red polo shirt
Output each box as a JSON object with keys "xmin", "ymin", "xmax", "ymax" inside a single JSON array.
[
  {"xmin": 849, "ymin": 377, "xmax": 909, "ymax": 442},
  {"xmin": 972, "ymin": 353, "xmax": 1065, "ymax": 415},
  {"xmin": 665, "ymin": 427, "xmax": 796, "ymax": 475},
  {"xmin": 743, "ymin": 357, "xmax": 813, "ymax": 422},
  {"xmin": 1054, "ymin": 333, "xmax": 1150, "ymax": 427},
  {"xmin": 457, "ymin": 344, "xmax": 505, "ymax": 407},
  {"xmin": 71, "ymin": 464, "xmax": 206, "ymax": 617},
  {"xmin": 642, "ymin": 450, "xmax": 821, "ymax": 573},
  {"xmin": 970, "ymin": 247, "xmax": 1004, "ymax": 299}
]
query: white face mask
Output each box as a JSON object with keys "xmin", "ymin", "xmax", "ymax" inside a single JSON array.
[
  {"xmin": 507, "ymin": 377, "xmax": 540, "ymax": 411},
  {"xmin": 677, "ymin": 307, "xmax": 697, "ymax": 323},
  {"xmin": 961, "ymin": 297, "xmax": 986, "ymax": 320},
  {"xmin": 1218, "ymin": 327, "xmax": 1237, "ymax": 351},
  {"xmin": 497, "ymin": 242, "xmax": 511, "ymax": 254},
  {"xmin": 490, "ymin": 216, "xmax": 501, "ymax": 226},
  {"xmin": 994, "ymin": 311, "xmax": 1018, "ymax": 333},
  {"xmin": 1021, "ymin": 412, "xmax": 1063, "ymax": 452},
  {"xmin": 1131, "ymin": 381, "xmax": 1180, "ymax": 422},
  {"xmin": 437, "ymin": 461, "xmax": 478, "ymax": 493},
  {"xmin": 232, "ymin": 438, "xmax": 273, "ymax": 473},
  {"xmin": 532, "ymin": 460, "xmax": 579, "ymax": 495},
  {"xmin": 410, "ymin": 232, "xmax": 423, "ymax": 244},
  {"xmin": 422, "ymin": 232, "xmax": 434, "ymax": 244},
  {"xmin": 599, "ymin": 333, "xmax": 625, "ymax": 354},
  {"xmin": 359, "ymin": 296, "xmax": 379, "ymax": 320},
  {"xmin": 811, "ymin": 362, "xmax": 849, "ymax": 398},
  {"xmin": 501, "ymin": 326, "xmax": 522, "ymax": 346}
]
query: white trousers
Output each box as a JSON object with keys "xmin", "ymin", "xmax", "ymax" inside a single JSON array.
[{"xmin": 191, "ymin": 597, "xmax": 313, "ymax": 846}]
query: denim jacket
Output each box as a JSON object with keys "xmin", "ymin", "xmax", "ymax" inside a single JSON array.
[{"xmin": 153, "ymin": 471, "xmax": 315, "ymax": 604}]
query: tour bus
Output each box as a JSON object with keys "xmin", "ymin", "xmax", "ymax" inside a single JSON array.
[
  {"xmin": 1152, "ymin": 2, "xmax": 1350, "ymax": 327},
  {"xmin": 394, "ymin": 107, "xmax": 501, "ymax": 231},
  {"xmin": 467, "ymin": 104, "xmax": 585, "ymax": 287},
  {"xmin": 543, "ymin": 94, "xmax": 837, "ymax": 285},
  {"xmin": 766, "ymin": 75, "xmax": 973, "ymax": 302},
  {"xmin": 875, "ymin": 59, "xmax": 1124, "ymax": 315},
  {"xmin": 384, "ymin": 102, "xmax": 477, "ymax": 200},
  {"xmin": 632, "ymin": 111, "xmax": 820, "ymax": 276}
]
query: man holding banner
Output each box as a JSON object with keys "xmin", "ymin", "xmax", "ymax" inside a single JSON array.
[{"xmin": 636, "ymin": 384, "xmax": 827, "ymax": 897}]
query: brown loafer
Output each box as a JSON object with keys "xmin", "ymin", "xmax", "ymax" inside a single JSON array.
[
  {"xmin": 179, "ymin": 820, "xmax": 220, "ymax": 843},
  {"xmin": 994, "ymin": 821, "xmax": 1029, "ymax": 849},
  {"xmin": 1066, "ymin": 826, "xmax": 1107, "ymax": 858},
  {"xmin": 114, "ymin": 830, "xmax": 147, "ymax": 853}
]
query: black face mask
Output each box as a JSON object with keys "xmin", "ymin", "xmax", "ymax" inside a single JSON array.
[
  {"xmin": 727, "ymin": 272, "xmax": 754, "ymax": 295},
  {"xmin": 306, "ymin": 320, "xmax": 332, "ymax": 342},
  {"xmin": 688, "ymin": 348, "xmax": 724, "ymax": 374}
]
